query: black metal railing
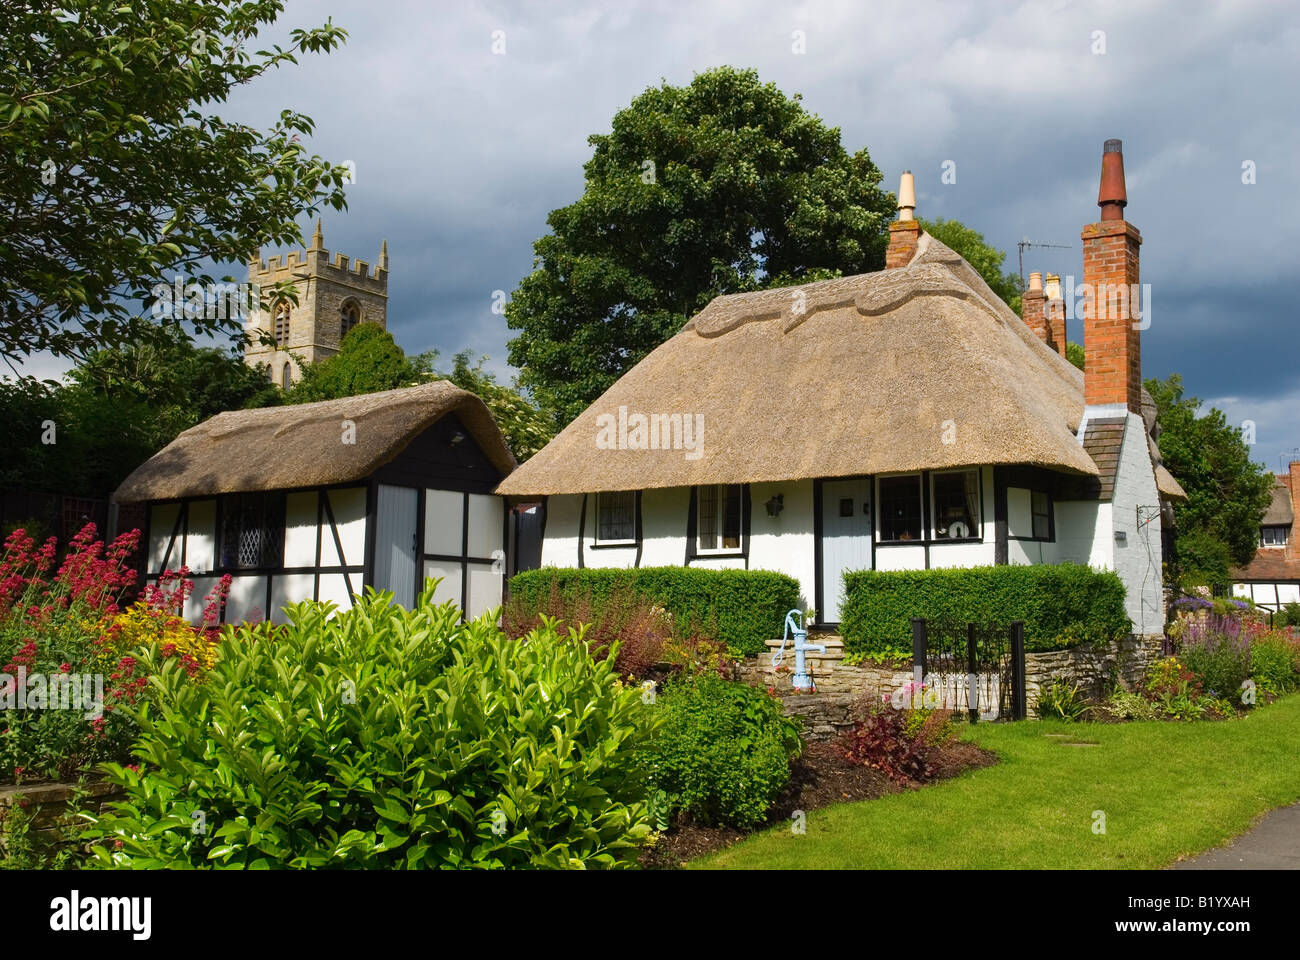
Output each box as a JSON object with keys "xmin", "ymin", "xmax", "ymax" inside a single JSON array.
[{"xmin": 910, "ymin": 617, "xmax": 1027, "ymax": 721}]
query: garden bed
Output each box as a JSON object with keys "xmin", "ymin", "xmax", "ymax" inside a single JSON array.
[{"xmin": 641, "ymin": 735, "xmax": 998, "ymax": 868}]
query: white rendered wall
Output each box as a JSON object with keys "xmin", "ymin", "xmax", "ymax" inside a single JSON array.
[{"xmin": 1108, "ymin": 412, "xmax": 1165, "ymax": 636}]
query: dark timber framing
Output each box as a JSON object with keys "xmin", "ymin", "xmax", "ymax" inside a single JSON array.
[{"xmin": 143, "ymin": 483, "xmax": 367, "ymax": 623}]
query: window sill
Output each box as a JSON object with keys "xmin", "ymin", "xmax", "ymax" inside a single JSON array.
[
  {"xmin": 589, "ymin": 541, "xmax": 637, "ymax": 550},
  {"xmin": 878, "ymin": 538, "xmax": 985, "ymax": 547}
]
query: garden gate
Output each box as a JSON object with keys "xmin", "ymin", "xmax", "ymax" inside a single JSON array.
[{"xmin": 909, "ymin": 618, "xmax": 1027, "ymax": 721}]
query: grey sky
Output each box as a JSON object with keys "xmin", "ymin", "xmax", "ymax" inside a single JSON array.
[{"xmin": 21, "ymin": 0, "xmax": 1300, "ymax": 471}]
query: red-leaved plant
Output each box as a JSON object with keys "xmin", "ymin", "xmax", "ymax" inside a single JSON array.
[{"xmin": 0, "ymin": 524, "xmax": 228, "ymax": 784}]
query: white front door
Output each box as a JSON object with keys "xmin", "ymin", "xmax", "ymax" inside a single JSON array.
[{"xmin": 822, "ymin": 478, "xmax": 873, "ymax": 623}]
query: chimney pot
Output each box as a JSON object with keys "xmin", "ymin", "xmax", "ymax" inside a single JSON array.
[
  {"xmin": 1098, "ymin": 139, "xmax": 1128, "ymax": 221},
  {"xmin": 897, "ymin": 170, "xmax": 916, "ymax": 221},
  {"xmin": 1028, "ymin": 271, "xmax": 1043, "ymax": 293}
]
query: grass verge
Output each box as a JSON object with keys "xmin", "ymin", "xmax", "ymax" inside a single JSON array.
[{"xmin": 695, "ymin": 695, "xmax": 1300, "ymax": 869}]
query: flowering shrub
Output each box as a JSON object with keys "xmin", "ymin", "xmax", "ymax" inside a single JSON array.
[
  {"xmin": 1167, "ymin": 600, "xmax": 1298, "ymax": 707},
  {"xmin": 1142, "ymin": 657, "xmax": 1233, "ymax": 721},
  {"xmin": 0, "ymin": 524, "xmax": 226, "ymax": 784}
]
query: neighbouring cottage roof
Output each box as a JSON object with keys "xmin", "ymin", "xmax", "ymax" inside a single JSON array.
[
  {"xmin": 1233, "ymin": 548, "xmax": 1300, "ymax": 583},
  {"xmin": 114, "ymin": 381, "xmax": 516, "ymax": 504},
  {"xmin": 1263, "ymin": 476, "xmax": 1295, "ymax": 526},
  {"xmin": 498, "ymin": 231, "xmax": 1186, "ymax": 498},
  {"xmin": 1231, "ymin": 477, "xmax": 1298, "ymax": 583}
]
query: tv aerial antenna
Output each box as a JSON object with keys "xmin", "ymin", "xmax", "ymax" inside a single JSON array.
[{"xmin": 1017, "ymin": 236, "xmax": 1072, "ymax": 292}]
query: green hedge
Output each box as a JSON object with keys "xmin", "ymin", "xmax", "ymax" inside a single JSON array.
[
  {"xmin": 506, "ymin": 566, "xmax": 801, "ymax": 657},
  {"xmin": 840, "ymin": 564, "xmax": 1131, "ymax": 660}
]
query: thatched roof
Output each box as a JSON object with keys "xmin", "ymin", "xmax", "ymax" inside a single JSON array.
[
  {"xmin": 114, "ymin": 381, "xmax": 516, "ymax": 503},
  {"xmin": 1263, "ymin": 476, "xmax": 1295, "ymax": 525},
  {"xmin": 499, "ymin": 232, "xmax": 1181, "ymax": 497}
]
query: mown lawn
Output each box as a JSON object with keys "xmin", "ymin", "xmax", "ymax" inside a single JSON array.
[{"xmin": 695, "ymin": 694, "xmax": 1300, "ymax": 869}]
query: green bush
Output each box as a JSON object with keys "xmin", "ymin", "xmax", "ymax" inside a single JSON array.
[
  {"xmin": 1178, "ymin": 635, "xmax": 1251, "ymax": 704},
  {"xmin": 1276, "ymin": 603, "xmax": 1300, "ymax": 630},
  {"xmin": 1250, "ymin": 632, "xmax": 1300, "ymax": 697},
  {"xmin": 1105, "ymin": 689, "xmax": 1158, "ymax": 721},
  {"xmin": 840, "ymin": 564, "xmax": 1130, "ymax": 660},
  {"xmin": 506, "ymin": 566, "xmax": 801, "ymax": 657},
  {"xmin": 643, "ymin": 673, "xmax": 802, "ymax": 830},
  {"xmin": 1033, "ymin": 677, "xmax": 1092, "ymax": 722},
  {"xmin": 80, "ymin": 583, "xmax": 659, "ymax": 869}
]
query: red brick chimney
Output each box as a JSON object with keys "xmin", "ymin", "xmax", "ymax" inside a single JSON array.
[
  {"xmin": 1044, "ymin": 273, "xmax": 1067, "ymax": 356},
  {"xmin": 1082, "ymin": 139, "xmax": 1143, "ymax": 412},
  {"xmin": 1022, "ymin": 272, "xmax": 1048, "ymax": 342},
  {"xmin": 886, "ymin": 171, "xmax": 921, "ymax": 269},
  {"xmin": 1290, "ymin": 459, "xmax": 1300, "ymax": 516}
]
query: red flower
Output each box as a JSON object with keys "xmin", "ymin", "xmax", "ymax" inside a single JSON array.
[{"xmin": 59, "ymin": 662, "xmax": 71, "ymax": 673}]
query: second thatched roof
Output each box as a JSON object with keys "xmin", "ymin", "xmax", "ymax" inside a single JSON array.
[
  {"xmin": 500, "ymin": 232, "xmax": 1182, "ymax": 497},
  {"xmin": 115, "ymin": 380, "xmax": 516, "ymax": 504}
]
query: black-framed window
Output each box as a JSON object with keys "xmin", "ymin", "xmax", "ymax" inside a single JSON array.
[
  {"xmin": 595, "ymin": 490, "xmax": 636, "ymax": 543},
  {"xmin": 932, "ymin": 469, "xmax": 980, "ymax": 540},
  {"xmin": 1261, "ymin": 525, "xmax": 1290, "ymax": 547},
  {"xmin": 698, "ymin": 483, "xmax": 742, "ymax": 552},
  {"xmin": 1032, "ymin": 490, "xmax": 1051, "ymax": 540},
  {"xmin": 219, "ymin": 493, "xmax": 285, "ymax": 569},
  {"xmin": 878, "ymin": 474, "xmax": 922, "ymax": 542}
]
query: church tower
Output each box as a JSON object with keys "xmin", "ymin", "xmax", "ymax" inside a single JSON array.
[{"xmin": 244, "ymin": 220, "xmax": 389, "ymax": 386}]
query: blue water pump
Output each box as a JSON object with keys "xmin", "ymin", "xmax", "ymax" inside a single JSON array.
[{"xmin": 771, "ymin": 609, "xmax": 825, "ymax": 692}]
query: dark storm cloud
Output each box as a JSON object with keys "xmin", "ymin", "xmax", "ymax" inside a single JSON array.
[{"xmin": 37, "ymin": 1, "xmax": 1299, "ymax": 466}]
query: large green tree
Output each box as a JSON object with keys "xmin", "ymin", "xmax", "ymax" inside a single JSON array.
[
  {"xmin": 0, "ymin": 337, "xmax": 280, "ymax": 500},
  {"xmin": 285, "ymin": 324, "xmax": 427, "ymax": 404},
  {"xmin": 506, "ymin": 66, "xmax": 896, "ymax": 425},
  {"xmin": 0, "ymin": 1, "xmax": 349, "ymax": 365},
  {"xmin": 1146, "ymin": 374, "xmax": 1274, "ymax": 590}
]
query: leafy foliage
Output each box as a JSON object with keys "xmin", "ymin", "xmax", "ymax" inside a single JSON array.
[
  {"xmin": 1145, "ymin": 374, "xmax": 1273, "ymax": 589},
  {"xmin": 1, "ymin": 1, "xmax": 350, "ymax": 363},
  {"xmin": 81, "ymin": 585, "xmax": 659, "ymax": 868},
  {"xmin": 285, "ymin": 323, "xmax": 423, "ymax": 403},
  {"xmin": 503, "ymin": 582, "xmax": 671, "ymax": 678},
  {"xmin": 918, "ymin": 218, "xmax": 1022, "ymax": 314},
  {"xmin": 840, "ymin": 564, "xmax": 1131, "ymax": 660},
  {"xmin": 643, "ymin": 672, "xmax": 801, "ymax": 830},
  {"xmin": 1, "ymin": 338, "xmax": 280, "ymax": 498},
  {"xmin": 1141, "ymin": 657, "xmax": 1233, "ymax": 721},
  {"xmin": 438, "ymin": 351, "xmax": 556, "ymax": 463},
  {"xmin": 1066, "ymin": 341, "xmax": 1085, "ymax": 370},
  {"xmin": 1249, "ymin": 631, "xmax": 1300, "ymax": 697},
  {"xmin": 838, "ymin": 700, "xmax": 937, "ymax": 783},
  {"xmin": 506, "ymin": 566, "xmax": 802, "ymax": 657},
  {"xmin": 1033, "ymin": 678, "xmax": 1092, "ymax": 722},
  {"xmin": 506, "ymin": 66, "xmax": 895, "ymax": 424}
]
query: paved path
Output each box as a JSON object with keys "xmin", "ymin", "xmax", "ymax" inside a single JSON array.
[{"xmin": 1172, "ymin": 802, "xmax": 1300, "ymax": 869}]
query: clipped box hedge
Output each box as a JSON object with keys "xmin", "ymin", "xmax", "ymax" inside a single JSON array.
[
  {"xmin": 507, "ymin": 566, "xmax": 801, "ymax": 657},
  {"xmin": 840, "ymin": 563, "xmax": 1131, "ymax": 660}
]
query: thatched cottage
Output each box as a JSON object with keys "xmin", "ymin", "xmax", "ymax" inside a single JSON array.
[
  {"xmin": 1231, "ymin": 462, "xmax": 1300, "ymax": 611},
  {"xmin": 497, "ymin": 140, "xmax": 1185, "ymax": 637},
  {"xmin": 113, "ymin": 381, "xmax": 517, "ymax": 623}
]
